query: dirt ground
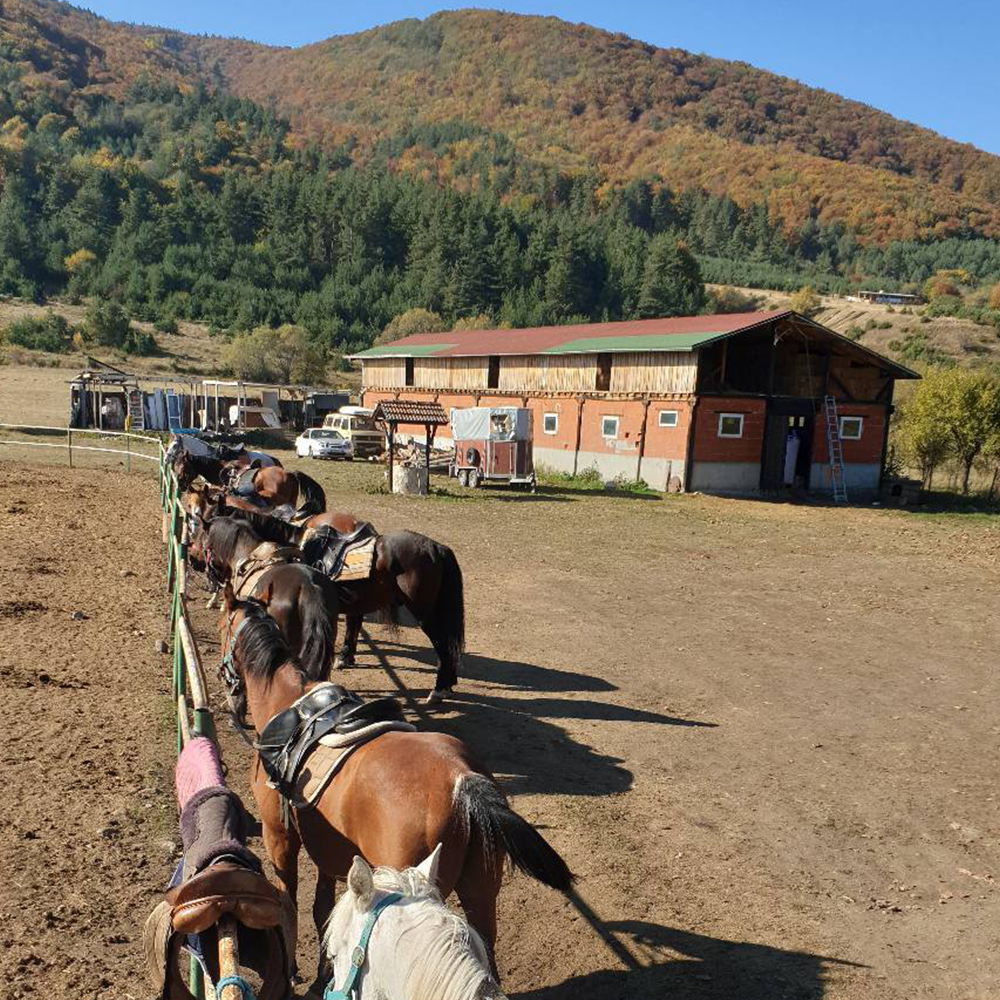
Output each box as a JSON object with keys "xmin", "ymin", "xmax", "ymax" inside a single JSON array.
[{"xmin": 1, "ymin": 452, "xmax": 998, "ymax": 1000}]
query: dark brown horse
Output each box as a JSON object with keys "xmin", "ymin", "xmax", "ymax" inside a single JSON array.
[
  {"xmin": 188, "ymin": 517, "xmax": 340, "ymax": 679},
  {"xmin": 215, "ymin": 509, "xmax": 465, "ymax": 705},
  {"xmin": 173, "ymin": 450, "xmax": 327, "ymax": 512},
  {"xmin": 218, "ymin": 590, "xmax": 572, "ymax": 989}
]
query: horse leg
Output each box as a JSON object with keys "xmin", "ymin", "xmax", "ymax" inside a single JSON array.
[
  {"xmin": 455, "ymin": 843, "xmax": 503, "ymax": 982},
  {"xmin": 334, "ymin": 614, "xmax": 362, "ymax": 669},
  {"xmin": 421, "ymin": 619, "xmax": 459, "ymax": 705},
  {"xmin": 309, "ymin": 872, "xmax": 337, "ymax": 993}
]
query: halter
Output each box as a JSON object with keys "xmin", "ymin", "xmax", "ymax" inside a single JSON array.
[
  {"xmin": 219, "ymin": 611, "xmax": 252, "ymax": 697},
  {"xmin": 323, "ymin": 892, "xmax": 404, "ymax": 1000}
]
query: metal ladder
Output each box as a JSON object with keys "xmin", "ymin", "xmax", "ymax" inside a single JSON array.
[{"xmin": 823, "ymin": 395, "xmax": 848, "ymax": 504}]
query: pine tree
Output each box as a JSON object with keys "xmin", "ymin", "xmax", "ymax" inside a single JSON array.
[{"xmin": 637, "ymin": 235, "xmax": 706, "ymax": 318}]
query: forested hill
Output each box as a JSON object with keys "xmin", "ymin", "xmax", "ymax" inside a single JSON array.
[{"xmin": 3, "ymin": 1, "xmax": 1000, "ymax": 244}]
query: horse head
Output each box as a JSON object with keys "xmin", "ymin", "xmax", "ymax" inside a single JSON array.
[{"xmin": 322, "ymin": 847, "xmax": 505, "ymax": 1000}]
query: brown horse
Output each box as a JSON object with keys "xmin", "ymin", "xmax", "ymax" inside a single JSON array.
[
  {"xmin": 185, "ymin": 484, "xmax": 360, "ymax": 535},
  {"xmin": 173, "ymin": 450, "xmax": 327, "ymax": 512},
  {"xmin": 218, "ymin": 589, "xmax": 572, "ymax": 990},
  {"xmin": 215, "ymin": 509, "xmax": 465, "ymax": 705},
  {"xmin": 188, "ymin": 517, "xmax": 341, "ymax": 679}
]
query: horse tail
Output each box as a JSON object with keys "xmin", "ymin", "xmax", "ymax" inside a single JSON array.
[
  {"xmin": 298, "ymin": 572, "xmax": 336, "ymax": 681},
  {"xmin": 295, "ymin": 471, "xmax": 327, "ymax": 515},
  {"xmin": 455, "ymin": 774, "xmax": 573, "ymax": 892},
  {"xmin": 435, "ymin": 542, "xmax": 465, "ymax": 667}
]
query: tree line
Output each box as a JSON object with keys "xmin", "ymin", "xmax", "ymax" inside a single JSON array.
[{"xmin": 3, "ymin": 68, "xmax": 1000, "ymax": 361}]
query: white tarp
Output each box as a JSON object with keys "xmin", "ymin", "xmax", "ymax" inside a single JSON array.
[{"xmin": 450, "ymin": 406, "xmax": 531, "ymax": 441}]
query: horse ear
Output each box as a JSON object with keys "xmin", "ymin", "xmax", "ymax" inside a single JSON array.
[
  {"xmin": 347, "ymin": 856, "xmax": 375, "ymax": 910},
  {"xmin": 414, "ymin": 843, "xmax": 443, "ymax": 887},
  {"xmin": 222, "ymin": 582, "xmax": 237, "ymax": 610}
]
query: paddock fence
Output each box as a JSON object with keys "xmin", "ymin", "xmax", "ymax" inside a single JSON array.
[
  {"xmin": 0, "ymin": 422, "xmax": 162, "ymax": 470},
  {"xmin": 158, "ymin": 447, "xmax": 247, "ymax": 1000}
]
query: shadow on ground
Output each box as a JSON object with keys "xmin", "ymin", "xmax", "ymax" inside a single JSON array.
[{"xmin": 514, "ymin": 914, "xmax": 864, "ymax": 1000}]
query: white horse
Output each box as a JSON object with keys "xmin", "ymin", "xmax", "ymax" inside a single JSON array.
[{"xmin": 322, "ymin": 845, "xmax": 507, "ymax": 1000}]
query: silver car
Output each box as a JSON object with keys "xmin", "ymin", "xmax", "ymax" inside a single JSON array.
[{"xmin": 295, "ymin": 428, "xmax": 354, "ymax": 460}]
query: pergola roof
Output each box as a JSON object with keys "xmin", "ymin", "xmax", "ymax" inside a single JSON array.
[{"xmin": 372, "ymin": 400, "xmax": 449, "ymax": 425}]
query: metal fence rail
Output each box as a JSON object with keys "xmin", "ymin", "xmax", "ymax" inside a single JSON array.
[
  {"xmin": 0, "ymin": 422, "xmax": 161, "ymax": 470},
  {"xmin": 159, "ymin": 449, "xmax": 247, "ymax": 1000}
]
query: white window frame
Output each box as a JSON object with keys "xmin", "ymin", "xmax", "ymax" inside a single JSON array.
[
  {"xmin": 601, "ymin": 415, "xmax": 619, "ymax": 439},
  {"xmin": 839, "ymin": 415, "xmax": 864, "ymax": 440},
  {"xmin": 658, "ymin": 409, "xmax": 678, "ymax": 428},
  {"xmin": 542, "ymin": 412, "xmax": 558, "ymax": 435},
  {"xmin": 717, "ymin": 413, "xmax": 744, "ymax": 438}
]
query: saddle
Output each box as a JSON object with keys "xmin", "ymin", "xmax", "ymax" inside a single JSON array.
[
  {"xmin": 227, "ymin": 462, "xmax": 266, "ymax": 503},
  {"xmin": 256, "ymin": 683, "xmax": 405, "ymax": 800},
  {"xmin": 232, "ymin": 542, "xmax": 301, "ymax": 599},
  {"xmin": 302, "ymin": 522, "xmax": 378, "ymax": 582}
]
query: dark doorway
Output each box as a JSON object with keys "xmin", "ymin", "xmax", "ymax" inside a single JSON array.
[
  {"xmin": 596, "ymin": 353, "xmax": 612, "ymax": 391},
  {"xmin": 404, "ymin": 357, "xmax": 414, "ymax": 387},
  {"xmin": 760, "ymin": 399, "xmax": 815, "ymax": 491},
  {"xmin": 487, "ymin": 355, "xmax": 500, "ymax": 389}
]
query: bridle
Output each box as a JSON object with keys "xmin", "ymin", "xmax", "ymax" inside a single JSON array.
[
  {"xmin": 323, "ymin": 892, "xmax": 404, "ymax": 1000},
  {"xmin": 219, "ymin": 607, "xmax": 259, "ymax": 749}
]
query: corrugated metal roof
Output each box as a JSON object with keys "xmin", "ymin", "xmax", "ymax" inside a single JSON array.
[
  {"xmin": 353, "ymin": 312, "xmax": 786, "ymax": 358},
  {"xmin": 352, "ymin": 310, "xmax": 919, "ymax": 379}
]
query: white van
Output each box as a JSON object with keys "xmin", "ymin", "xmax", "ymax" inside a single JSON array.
[{"xmin": 322, "ymin": 406, "xmax": 384, "ymax": 458}]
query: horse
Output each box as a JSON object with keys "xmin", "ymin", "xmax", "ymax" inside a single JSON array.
[
  {"xmin": 322, "ymin": 848, "xmax": 506, "ymax": 1000},
  {"xmin": 218, "ymin": 589, "xmax": 572, "ymax": 991},
  {"xmin": 173, "ymin": 449, "xmax": 327, "ymax": 512},
  {"xmin": 188, "ymin": 516, "xmax": 340, "ymax": 680},
  {"xmin": 185, "ymin": 483, "xmax": 360, "ymax": 535},
  {"xmin": 210, "ymin": 508, "xmax": 465, "ymax": 705}
]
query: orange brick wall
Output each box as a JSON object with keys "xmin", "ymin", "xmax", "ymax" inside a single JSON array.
[
  {"xmin": 812, "ymin": 403, "xmax": 888, "ymax": 465},
  {"xmin": 691, "ymin": 398, "xmax": 767, "ymax": 464}
]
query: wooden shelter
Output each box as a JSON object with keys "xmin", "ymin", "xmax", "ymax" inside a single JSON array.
[{"xmin": 372, "ymin": 400, "xmax": 448, "ymax": 491}]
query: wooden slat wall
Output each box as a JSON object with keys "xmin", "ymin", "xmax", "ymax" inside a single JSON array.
[
  {"xmin": 414, "ymin": 357, "xmax": 488, "ymax": 389},
  {"xmin": 609, "ymin": 352, "xmax": 697, "ymax": 394},
  {"xmin": 363, "ymin": 358, "xmax": 406, "ymax": 388},
  {"xmin": 499, "ymin": 354, "xmax": 597, "ymax": 392}
]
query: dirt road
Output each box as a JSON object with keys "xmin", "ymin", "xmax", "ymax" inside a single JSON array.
[{"xmin": 1, "ymin": 457, "xmax": 997, "ymax": 999}]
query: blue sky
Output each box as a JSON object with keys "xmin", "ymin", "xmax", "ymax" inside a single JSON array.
[{"xmin": 83, "ymin": 1, "xmax": 1000, "ymax": 155}]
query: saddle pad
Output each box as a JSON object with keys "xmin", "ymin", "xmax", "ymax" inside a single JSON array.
[
  {"xmin": 333, "ymin": 536, "xmax": 377, "ymax": 582},
  {"xmin": 175, "ymin": 738, "xmax": 225, "ymax": 810},
  {"xmin": 291, "ymin": 720, "xmax": 415, "ymax": 807}
]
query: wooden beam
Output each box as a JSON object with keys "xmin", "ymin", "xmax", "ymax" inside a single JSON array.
[{"xmin": 828, "ymin": 371, "xmax": 856, "ymax": 402}]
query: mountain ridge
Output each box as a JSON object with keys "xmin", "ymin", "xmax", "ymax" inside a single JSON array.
[{"xmin": 3, "ymin": 1, "xmax": 1000, "ymax": 242}]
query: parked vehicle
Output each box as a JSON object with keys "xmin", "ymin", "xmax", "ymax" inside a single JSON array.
[
  {"xmin": 322, "ymin": 406, "xmax": 385, "ymax": 458},
  {"xmin": 450, "ymin": 406, "xmax": 535, "ymax": 489},
  {"xmin": 295, "ymin": 427, "xmax": 354, "ymax": 460}
]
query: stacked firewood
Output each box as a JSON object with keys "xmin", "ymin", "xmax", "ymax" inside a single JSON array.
[{"xmin": 376, "ymin": 441, "xmax": 455, "ymax": 470}]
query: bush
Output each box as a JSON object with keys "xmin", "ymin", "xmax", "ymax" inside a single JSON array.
[
  {"xmin": 844, "ymin": 324, "xmax": 864, "ymax": 341},
  {"xmin": 377, "ymin": 308, "xmax": 446, "ymax": 345},
  {"xmin": 154, "ymin": 314, "xmax": 178, "ymax": 334},
  {"xmin": 790, "ymin": 285, "xmax": 821, "ymax": 316},
  {"xmin": 3, "ymin": 311, "xmax": 76, "ymax": 353},
  {"xmin": 710, "ymin": 286, "xmax": 761, "ymax": 314}
]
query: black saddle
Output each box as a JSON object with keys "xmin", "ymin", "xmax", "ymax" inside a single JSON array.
[
  {"xmin": 255, "ymin": 684, "xmax": 404, "ymax": 799},
  {"xmin": 302, "ymin": 522, "xmax": 378, "ymax": 579}
]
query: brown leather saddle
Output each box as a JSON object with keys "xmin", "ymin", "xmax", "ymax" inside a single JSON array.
[{"xmin": 255, "ymin": 683, "xmax": 404, "ymax": 800}]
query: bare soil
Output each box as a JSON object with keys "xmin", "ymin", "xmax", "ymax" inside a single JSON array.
[{"xmin": 1, "ymin": 455, "xmax": 998, "ymax": 1000}]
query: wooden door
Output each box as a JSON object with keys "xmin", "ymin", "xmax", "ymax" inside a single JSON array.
[{"xmin": 760, "ymin": 410, "xmax": 788, "ymax": 491}]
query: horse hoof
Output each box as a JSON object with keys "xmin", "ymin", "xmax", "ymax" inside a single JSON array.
[
  {"xmin": 334, "ymin": 656, "xmax": 354, "ymax": 670},
  {"xmin": 424, "ymin": 688, "xmax": 452, "ymax": 706},
  {"xmin": 205, "ymin": 598, "xmax": 219, "ymax": 610}
]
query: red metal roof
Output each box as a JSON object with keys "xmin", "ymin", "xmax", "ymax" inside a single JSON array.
[{"xmin": 355, "ymin": 311, "xmax": 789, "ymax": 358}]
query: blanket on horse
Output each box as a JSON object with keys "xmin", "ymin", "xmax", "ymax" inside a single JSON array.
[{"xmin": 143, "ymin": 738, "xmax": 296, "ymax": 1000}]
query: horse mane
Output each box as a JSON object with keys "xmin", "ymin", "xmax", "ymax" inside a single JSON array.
[
  {"xmin": 208, "ymin": 516, "xmax": 262, "ymax": 568},
  {"xmin": 324, "ymin": 867, "xmax": 495, "ymax": 1000},
  {"xmin": 223, "ymin": 507, "xmax": 300, "ymax": 544},
  {"xmin": 234, "ymin": 598, "xmax": 304, "ymax": 686}
]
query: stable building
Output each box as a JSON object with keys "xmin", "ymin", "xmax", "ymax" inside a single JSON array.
[{"xmin": 352, "ymin": 311, "xmax": 917, "ymax": 495}]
